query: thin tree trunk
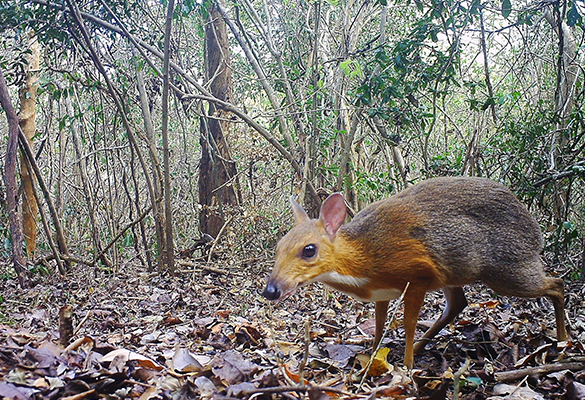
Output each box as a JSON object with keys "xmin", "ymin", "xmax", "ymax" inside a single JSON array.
[
  {"xmin": 544, "ymin": 5, "xmax": 580, "ymax": 224},
  {"xmin": 302, "ymin": 0, "xmax": 322, "ymax": 216},
  {"xmin": 66, "ymin": 0, "xmax": 162, "ymax": 270},
  {"xmin": 216, "ymin": 0, "xmax": 295, "ymax": 147},
  {"xmin": 479, "ymin": 5, "xmax": 497, "ymax": 124},
  {"xmin": 135, "ymin": 57, "xmax": 164, "ymax": 272},
  {"xmin": 199, "ymin": 0, "xmax": 240, "ymax": 238},
  {"xmin": 0, "ymin": 68, "xmax": 28, "ymax": 287},
  {"xmin": 18, "ymin": 128, "xmax": 70, "ymax": 268},
  {"xmin": 67, "ymin": 93, "xmax": 112, "ymax": 269},
  {"xmin": 161, "ymin": 0, "xmax": 175, "ymax": 273},
  {"xmin": 19, "ymin": 32, "xmax": 40, "ymax": 258},
  {"xmin": 544, "ymin": 6, "xmax": 579, "ymax": 126}
]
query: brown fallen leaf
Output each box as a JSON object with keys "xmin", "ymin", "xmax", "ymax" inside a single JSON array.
[
  {"xmin": 515, "ymin": 343, "xmax": 554, "ymax": 367},
  {"xmin": 212, "ymin": 350, "xmax": 259, "ymax": 385},
  {"xmin": 235, "ymin": 325, "xmax": 262, "ymax": 346},
  {"xmin": 64, "ymin": 336, "xmax": 95, "ymax": 352},
  {"xmin": 357, "ymin": 347, "xmax": 392, "ymax": 377},
  {"xmin": 0, "ymin": 382, "xmax": 29, "ymax": 400},
  {"xmin": 566, "ymin": 381, "xmax": 585, "ymax": 400},
  {"xmin": 60, "ymin": 389, "xmax": 97, "ymax": 400},
  {"xmin": 470, "ymin": 300, "xmax": 500, "ymax": 308},
  {"xmin": 99, "ymin": 348, "xmax": 163, "ymax": 371},
  {"xmin": 283, "ymin": 363, "xmax": 301, "ymax": 384},
  {"xmin": 162, "ymin": 316, "xmax": 183, "ymax": 326},
  {"xmin": 172, "ymin": 346, "xmax": 204, "ymax": 373},
  {"xmin": 374, "ymin": 385, "xmax": 409, "ymax": 397}
]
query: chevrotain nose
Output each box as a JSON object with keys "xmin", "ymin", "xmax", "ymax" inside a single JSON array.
[{"xmin": 262, "ymin": 281, "xmax": 280, "ymax": 300}]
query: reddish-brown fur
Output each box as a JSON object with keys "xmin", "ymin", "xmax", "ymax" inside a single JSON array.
[{"xmin": 262, "ymin": 177, "xmax": 567, "ymax": 368}]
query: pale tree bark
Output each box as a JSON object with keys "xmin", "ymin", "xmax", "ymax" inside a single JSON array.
[
  {"xmin": 135, "ymin": 58, "xmax": 165, "ymax": 272},
  {"xmin": 0, "ymin": 68, "xmax": 28, "ymax": 287},
  {"xmin": 199, "ymin": 0, "xmax": 240, "ymax": 238},
  {"xmin": 544, "ymin": 6, "xmax": 579, "ymax": 128},
  {"xmin": 369, "ymin": 5, "xmax": 410, "ymax": 188},
  {"xmin": 216, "ymin": 0, "xmax": 322, "ymax": 205},
  {"xmin": 161, "ymin": 0, "xmax": 175, "ymax": 273},
  {"xmin": 19, "ymin": 32, "xmax": 40, "ymax": 258},
  {"xmin": 67, "ymin": 0, "xmax": 162, "ymax": 271},
  {"xmin": 543, "ymin": 5, "xmax": 581, "ymax": 223},
  {"xmin": 479, "ymin": 5, "xmax": 497, "ymax": 124},
  {"xmin": 18, "ymin": 126, "xmax": 70, "ymax": 271},
  {"xmin": 333, "ymin": 0, "xmax": 376, "ymax": 207},
  {"xmin": 301, "ymin": 0, "xmax": 322, "ymax": 216}
]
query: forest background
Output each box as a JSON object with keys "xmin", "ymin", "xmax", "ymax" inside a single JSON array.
[
  {"xmin": 1, "ymin": 0, "xmax": 584, "ymax": 284},
  {"xmin": 0, "ymin": 0, "xmax": 584, "ymax": 398}
]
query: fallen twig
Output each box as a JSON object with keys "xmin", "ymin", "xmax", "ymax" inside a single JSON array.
[
  {"xmin": 179, "ymin": 260, "xmax": 228, "ymax": 275},
  {"xmin": 453, "ymin": 357, "xmax": 472, "ymax": 400},
  {"xmin": 507, "ymin": 375, "xmax": 529, "ymax": 398},
  {"xmin": 74, "ymin": 310, "xmax": 92, "ymax": 336},
  {"xmin": 207, "ymin": 215, "xmax": 235, "ymax": 263},
  {"xmin": 299, "ymin": 318, "xmax": 311, "ymax": 385},
  {"xmin": 495, "ymin": 362, "xmax": 585, "ymax": 382},
  {"xmin": 242, "ymin": 384, "xmax": 351, "ymax": 397}
]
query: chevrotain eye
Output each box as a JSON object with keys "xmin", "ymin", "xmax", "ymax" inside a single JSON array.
[{"xmin": 302, "ymin": 244, "xmax": 317, "ymax": 258}]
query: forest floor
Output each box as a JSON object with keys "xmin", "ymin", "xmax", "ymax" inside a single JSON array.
[{"xmin": 1, "ymin": 250, "xmax": 584, "ymax": 400}]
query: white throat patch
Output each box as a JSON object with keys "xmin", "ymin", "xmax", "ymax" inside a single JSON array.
[
  {"xmin": 314, "ymin": 271, "xmax": 369, "ymax": 287},
  {"xmin": 312, "ymin": 271, "xmax": 403, "ymax": 302}
]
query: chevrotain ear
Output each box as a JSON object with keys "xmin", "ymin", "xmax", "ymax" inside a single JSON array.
[
  {"xmin": 290, "ymin": 196, "xmax": 310, "ymax": 225},
  {"xmin": 319, "ymin": 193, "xmax": 347, "ymax": 240}
]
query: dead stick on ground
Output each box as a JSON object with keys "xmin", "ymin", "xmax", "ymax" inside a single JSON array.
[
  {"xmin": 507, "ymin": 374, "xmax": 529, "ymax": 398},
  {"xmin": 299, "ymin": 318, "xmax": 311, "ymax": 386},
  {"xmin": 495, "ymin": 362, "xmax": 585, "ymax": 382},
  {"xmin": 206, "ymin": 215, "xmax": 235, "ymax": 264},
  {"xmin": 243, "ymin": 385, "xmax": 351, "ymax": 397},
  {"xmin": 74, "ymin": 310, "xmax": 92, "ymax": 336},
  {"xmin": 453, "ymin": 357, "xmax": 472, "ymax": 400},
  {"xmin": 180, "ymin": 260, "xmax": 228, "ymax": 275}
]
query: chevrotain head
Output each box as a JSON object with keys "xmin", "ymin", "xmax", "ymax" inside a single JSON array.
[{"xmin": 262, "ymin": 193, "xmax": 347, "ymax": 301}]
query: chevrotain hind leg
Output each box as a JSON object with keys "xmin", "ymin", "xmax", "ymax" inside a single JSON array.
[
  {"xmin": 403, "ymin": 284, "xmax": 428, "ymax": 369},
  {"xmin": 413, "ymin": 286, "xmax": 467, "ymax": 355},
  {"xmin": 374, "ymin": 300, "xmax": 390, "ymax": 349},
  {"xmin": 545, "ymin": 277, "xmax": 568, "ymax": 341}
]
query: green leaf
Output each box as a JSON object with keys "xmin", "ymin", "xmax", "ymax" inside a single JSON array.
[
  {"xmin": 340, "ymin": 60, "xmax": 351, "ymax": 77},
  {"xmin": 340, "ymin": 60, "xmax": 363, "ymax": 79},
  {"xmin": 562, "ymin": 221, "xmax": 574, "ymax": 230},
  {"xmin": 567, "ymin": 3, "xmax": 580, "ymax": 27},
  {"xmin": 482, "ymin": 97, "xmax": 495, "ymax": 110},
  {"xmin": 502, "ymin": 0, "xmax": 512, "ymax": 18},
  {"xmin": 465, "ymin": 377, "xmax": 483, "ymax": 387}
]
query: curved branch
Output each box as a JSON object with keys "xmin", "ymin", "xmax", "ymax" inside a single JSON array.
[{"xmin": 32, "ymin": 0, "xmax": 321, "ymax": 205}]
